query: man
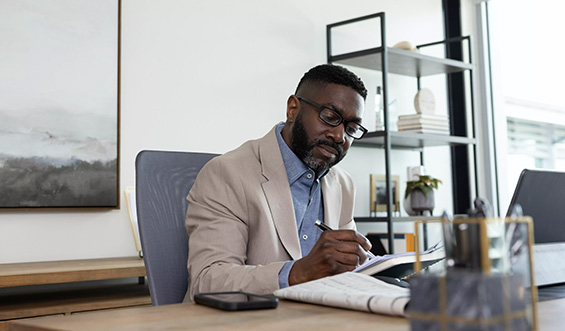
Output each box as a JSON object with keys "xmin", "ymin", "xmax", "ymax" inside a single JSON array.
[{"xmin": 185, "ymin": 64, "xmax": 372, "ymax": 301}]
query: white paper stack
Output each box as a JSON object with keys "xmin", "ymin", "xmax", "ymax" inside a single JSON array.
[{"xmin": 397, "ymin": 114, "xmax": 450, "ymax": 135}]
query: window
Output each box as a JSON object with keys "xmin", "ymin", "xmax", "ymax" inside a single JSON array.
[
  {"xmin": 507, "ymin": 116, "xmax": 565, "ymax": 193},
  {"xmin": 476, "ymin": 0, "xmax": 565, "ymax": 213}
]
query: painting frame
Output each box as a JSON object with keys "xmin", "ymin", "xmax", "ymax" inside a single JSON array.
[
  {"xmin": 0, "ymin": 0, "xmax": 121, "ymax": 210},
  {"xmin": 370, "ymin": 174, "xmax": 400, "ymax": 214}
]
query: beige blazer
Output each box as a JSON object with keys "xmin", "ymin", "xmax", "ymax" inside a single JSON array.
[{"xmin": 185, "ymin": 124, "xmax": 357, "ymax": 301}]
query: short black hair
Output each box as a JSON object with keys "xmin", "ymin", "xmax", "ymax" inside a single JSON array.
[{"xmin": 295, "ymin": 64, "xmax": 367, "ymax": 100}]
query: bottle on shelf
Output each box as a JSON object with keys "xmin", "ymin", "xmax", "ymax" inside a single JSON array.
[{"xmin": 375, "ymin": 86, "xmax": 384, "ymax": 131}]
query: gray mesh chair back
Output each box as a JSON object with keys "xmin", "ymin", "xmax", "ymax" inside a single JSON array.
[{"xmin": 135, "ymin": 150, "xmax": 218, "ymax": 305}]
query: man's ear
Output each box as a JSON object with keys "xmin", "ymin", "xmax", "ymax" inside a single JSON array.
[{"xmin": 286, "ymin": 95, "xmax": 300, "ymax": 123}]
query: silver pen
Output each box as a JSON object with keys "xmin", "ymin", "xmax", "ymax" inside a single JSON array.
[{"xmin": 314, "ymin": 220, "xmax": 377, "ymax": 260}]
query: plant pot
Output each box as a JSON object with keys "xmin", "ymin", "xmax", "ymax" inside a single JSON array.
[
  {"xmin": 404, "ymin": 195, "xmax": 417, "ymax": 216},
  {"xmin": 410, "ymin": 189, "xmax": 435, "ymax": 215}
]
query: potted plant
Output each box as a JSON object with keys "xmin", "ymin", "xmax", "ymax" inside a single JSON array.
[{"xmin": 404, "ymin": 175, "xmax": 442, "ymax": 215}]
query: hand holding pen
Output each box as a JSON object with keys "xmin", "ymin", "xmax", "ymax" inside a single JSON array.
[
  {"xmin": 314, "ymin": 220, "xmax": 377, "ymax": 260},
  {"xmin": 288, "ymin": 220, "xmax": 374, "ymax": 286}
]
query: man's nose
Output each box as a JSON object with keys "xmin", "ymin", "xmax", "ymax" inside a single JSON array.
[{"xmin": 327, "ymin": 124, "xmax": 346, "ymax": 144}]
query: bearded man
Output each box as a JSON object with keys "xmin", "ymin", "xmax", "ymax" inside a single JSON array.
[{"xmin": 185, "ymin": 64, "xmax": 373, "ymax": 301}]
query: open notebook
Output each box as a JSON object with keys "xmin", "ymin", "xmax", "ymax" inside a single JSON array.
[
  {"xmin": 274, "ymin": 272, "xmax": 409, "ymax": 316},
  {"xmin": 354, "ymin": 243, "xmax": 445, "ymax": 279}
]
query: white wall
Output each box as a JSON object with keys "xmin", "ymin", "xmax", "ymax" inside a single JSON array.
[{"xmin": 0, "ymin": 0, "xmax": 447, "ymax": 263}]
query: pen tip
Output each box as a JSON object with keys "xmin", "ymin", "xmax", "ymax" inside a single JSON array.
[{"xmin": 314, "ymin": 220, "xmax": 321, "ymax": 226}]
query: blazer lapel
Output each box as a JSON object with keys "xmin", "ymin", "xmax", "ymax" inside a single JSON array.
[
  {"xmin": 321, "ymin": 171, "xmax": 342, "ymax": 230},
  {"xmin": 259, "ymin": 126, "xmax": 302, "ymax": 260}
]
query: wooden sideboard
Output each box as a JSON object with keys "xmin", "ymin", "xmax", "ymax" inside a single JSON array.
[{"xmin": 0, "ymin": 257, "xmax": 151, "ymax": 330}]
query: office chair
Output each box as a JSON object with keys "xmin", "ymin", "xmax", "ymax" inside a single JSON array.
[{"xmin": 135, "ymin": 150, "xmax": 218, "ymax": 306}]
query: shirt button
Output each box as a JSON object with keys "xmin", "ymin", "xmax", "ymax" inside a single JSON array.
[
  {"xmin": 306, "ymin": 173, "xmax": 313, "ymax": 179},
  {"xmin": 302, "ymin": 234, "xmax": 308, "ymax": 240}
]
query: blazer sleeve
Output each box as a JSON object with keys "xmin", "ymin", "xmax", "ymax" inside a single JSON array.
[{"xmin": 185, "ymin": 157, "xmax": 287, "ymax": 301}]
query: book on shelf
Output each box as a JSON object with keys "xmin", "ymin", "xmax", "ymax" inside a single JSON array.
[
  {"xmin": 397, "ymin": 123, "xmax": 449, "ymax": 131},
  {"xmin": 398, "ymin": 113, "xmax": 449, "ymax": 121},
  {"xmin": 397, "ymin": 114, "xmax": 450, "ymax": 135},
  {"xmin": 274, "ymin": 272, "xmax": 410, "ymax": 316},
  {"xmin": 398, "ymin": 127, "xmax": 450, "ymax": 135},
  {"xmin": 368, "ymin": 232, "xmax": 416, "ymax": 254},
  {"xmin": 354, "ymin": 243, "xmax": 445, "ymax": 279},
  {"xmin": 397, "ymin": 117, "xmax": 448, "ymax": 123},
  {"xmin": 397, "ymin": 121, "xmax": 449, "ymax": 130}
]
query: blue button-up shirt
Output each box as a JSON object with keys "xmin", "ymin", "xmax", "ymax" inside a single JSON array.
[{"xmin": 275, "ymin": 123, "xmax": 325, "ymax": 288}]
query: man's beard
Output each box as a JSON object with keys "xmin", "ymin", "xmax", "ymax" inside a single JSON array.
[{"xmin": 291, "ymin": 114, "xmax": 345, "ymax": 176}]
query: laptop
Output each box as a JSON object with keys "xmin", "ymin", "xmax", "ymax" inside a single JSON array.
[
  {"xmin": 506, "ymin": 169, "xmax": 565, "ymax": 296},
  {"xmin": 506, "ymin": 169, "xmax": 565, "ymax": 244}
]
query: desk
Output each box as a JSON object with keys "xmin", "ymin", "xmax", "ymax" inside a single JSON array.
[
  {"xmin": 9, "ymin": 299, "xmax": 565, "ymax": 330},
  {"xmin": 9, "ymin": 300, "xmax": 406, "ymax": 330}
]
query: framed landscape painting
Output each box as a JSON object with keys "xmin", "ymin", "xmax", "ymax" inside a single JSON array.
[{"xmin": 0, "ymin": 0, "xmax": 121, "ymax": 209}]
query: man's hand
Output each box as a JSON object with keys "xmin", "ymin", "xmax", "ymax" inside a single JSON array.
[{"xmin": 288, "ymin": 230, "xmax": 372, "ymax": 286}]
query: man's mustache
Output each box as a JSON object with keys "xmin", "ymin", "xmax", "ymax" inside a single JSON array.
[{"xmin": 314, "ymin": 140, "xmax": 343, "ymax": 157}]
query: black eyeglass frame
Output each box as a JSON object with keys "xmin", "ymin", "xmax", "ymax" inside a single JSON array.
[{"xmin": 296, "ymin": 96, "xmax": 368, "ymax": 140}]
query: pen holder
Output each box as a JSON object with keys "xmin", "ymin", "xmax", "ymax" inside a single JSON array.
[{"xmin": 408, "ymin": 217, "xmax": 538, "ymax": 330}]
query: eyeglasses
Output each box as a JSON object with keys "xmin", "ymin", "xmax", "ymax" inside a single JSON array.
[{"xmin": 297, "ymin": 96, "xmax": 368, "ymax": 140}]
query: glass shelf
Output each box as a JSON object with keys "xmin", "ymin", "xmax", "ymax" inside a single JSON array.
[
  {"xmin": 330, "ymin": 46, "xmax": 473, "ymax": 77},
  {"xmin": 354, "ymin": 130, "xmax": 475, "ymax": 149}
]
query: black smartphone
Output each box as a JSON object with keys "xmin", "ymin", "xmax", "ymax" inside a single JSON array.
[{"xmin": 193, "ymin": 292, "xmax": 278, "ymax": 311}]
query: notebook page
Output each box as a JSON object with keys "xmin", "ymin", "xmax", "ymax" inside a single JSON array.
[{"xmin": 274, "ymin": 272, "xmax": 409, "ymax": 316}]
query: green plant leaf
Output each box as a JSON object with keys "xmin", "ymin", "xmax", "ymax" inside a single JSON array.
[{"xmin": 404, "ymin": 174, "xmax": 442, "ymax": 199}]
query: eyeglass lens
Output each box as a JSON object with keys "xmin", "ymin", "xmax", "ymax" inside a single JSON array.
[{"xmin": 297, "ymin": 96, "xmax": 367, "ymax": 139}]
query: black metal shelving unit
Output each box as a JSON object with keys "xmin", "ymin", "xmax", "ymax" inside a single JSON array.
[{"xmin": 327, "ymin": 12, "xmax": 477, "ymax": 253}]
